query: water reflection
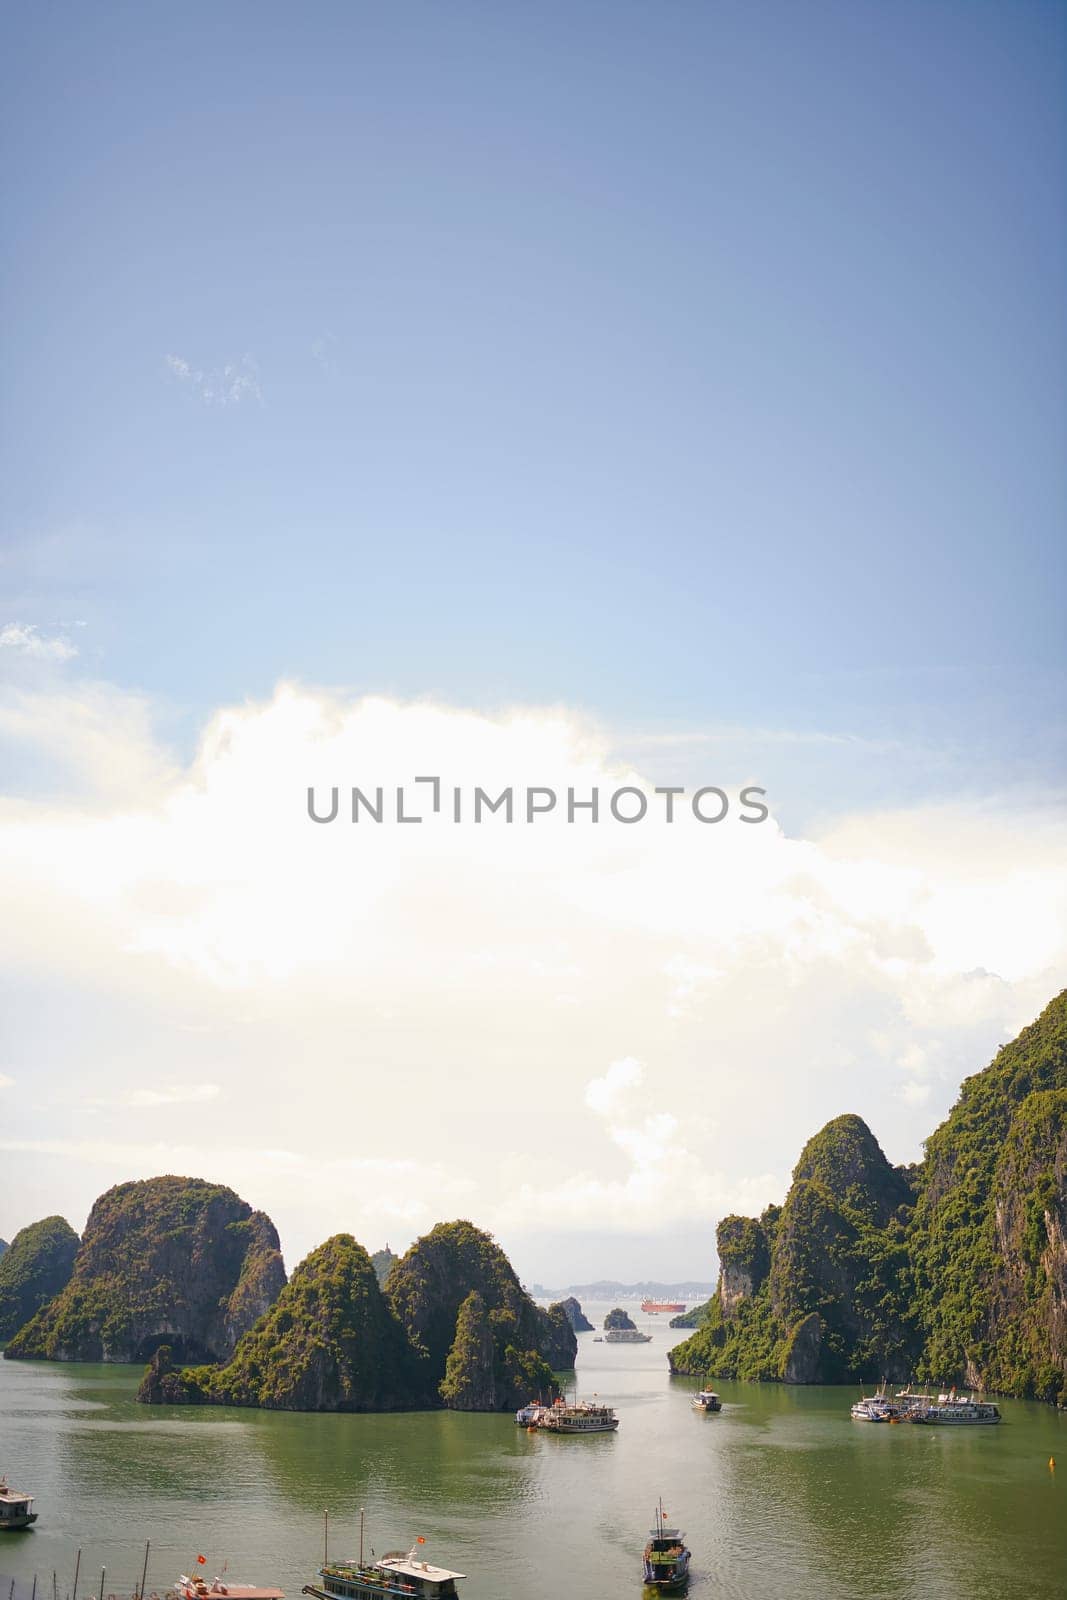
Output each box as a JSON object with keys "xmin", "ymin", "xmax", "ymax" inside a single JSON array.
[{"xmin": 1, "ymin": 1318, "xmax": 1064, "ymax": 1600}]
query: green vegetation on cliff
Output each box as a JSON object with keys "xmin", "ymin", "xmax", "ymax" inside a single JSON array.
[
  {"xmin": 140, "ymin": 1234, "xmax": 413, "ymax": 1411},
  {"xmin": 439, "ymin": 1289, "xmax": 558, "ymax": 1410},
  {"xmin": 671, "ymin": 994, "xmax": 1067, "ymax": 1403},
  {"xmin": 6, "ymin": 1177, "xmax": 285, "ymax": 1363},
  {"xmin": 604, "ymin": 1306, "xmax": 636, "ymax": 1331},
  {"xmin": 910, "ymin": 992, "xmax": 1067, "ymax": 1403},
  {"xmin": 385, "ymin": 1220, "xmax": 575, "ymax": 1397},
  {"xmin": 669, "ymin": 1300, "xmax": 709, "ymax": 1329},
  {"xmin": 671, "ymin": 1116, "xmax": 919, "ymax": 1384},
  {"xmin": 139, "ymin": 1217, "xmax": 573, "ymax": 1414},
  {"xmin": 0, "ymin": 1216, "xmax": 79, "ymax": 1341}
]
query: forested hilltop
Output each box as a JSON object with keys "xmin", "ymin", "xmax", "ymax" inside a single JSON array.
[
  {"xmin": 138, "ymin": 1219, "xmax": 575, "ymax": 1413},
  {"xmin": 671, "ymin": 990, "xmax": 1067, "ymax": 1404}
]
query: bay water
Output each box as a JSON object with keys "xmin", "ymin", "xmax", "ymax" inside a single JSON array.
[{"xmin": 1, "ymin": 1305, "xmax": 1064, "ymax": 1600}]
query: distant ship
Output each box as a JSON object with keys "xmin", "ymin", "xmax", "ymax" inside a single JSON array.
[
  {"xmin": 605, "ymin": 1328, "xmax": 652, "ymax": 1343},
  {"xmin": 641, "ymin": 1300, "xmax": 686, "ymax": 1313}
]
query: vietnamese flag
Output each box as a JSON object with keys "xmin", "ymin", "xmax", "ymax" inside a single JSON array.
[
  {"xmin": 197, "ymin": 1558, "xmax": 207, "ymax": 1566},
  {"xmin": 416, "ymin": 1538, "xmax": 425, "ymax": 1546}
]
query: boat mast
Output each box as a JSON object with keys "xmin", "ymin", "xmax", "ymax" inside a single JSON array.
[{"xmin": 359, "ymin": 1508, "xmax": 365, "ymax": 1568}]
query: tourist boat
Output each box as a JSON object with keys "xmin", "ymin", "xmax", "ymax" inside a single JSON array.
[
  {"xmin": 691, "ymin": 1390, "xmax": 721, "ymax": 1413},
  {"xmin": 514, "ymin": 1402, "xmax": 550, "ymax": 1426},
  {"xmin": 908, "ymin": 1393, "xmax": 1001, "ymax": 1425},
  {"xmin": 641, "ymin": 1300, "xmax": 685, "ymax": 1314},
  {"xmin": 850, "ymin": 1384, "xmax": 896, "ymax": 1421},
  {"xmin": 537, "ymin": 1397, "xmax": 619, "ymax": 1433},
  {"xmin": 642, "ymin": 1499, "xmax": 690, "ymax": 1591},
  {"xmin": 305, "ymin": 1522, "xmax": 464, "ymax": 1600},
  {"xmin": 0, "ymin": 1479, "xmax": 37, "ymax": 1531},
  {"xmin": 850, "ymin": 1396, "xmax": 893, "ymax": 1422},
  {"xmin": 604, "ymin": 1328, "xmax": 652, "ymax": 1343}
]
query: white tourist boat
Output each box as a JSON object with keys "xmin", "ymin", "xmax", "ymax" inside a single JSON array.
[
  {"xmin": 850, "ymin": 1396, "xmax": 893, "ymax": 1421},
  {"xmin": 910, "ymin": 1393, "xmax": 1001, "ymax": 1425},
  {"xmin": 537, "ymin": 1397, "xmax": 619, "ymax": 1433},
  {"xmin": 692, "ymin": 1389, "xmax": 722, "ymax": 1413}
]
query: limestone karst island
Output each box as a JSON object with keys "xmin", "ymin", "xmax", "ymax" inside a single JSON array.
[{"xmin": 2, "ymin": 989, "xmax": 1065, "ymax": 1411}]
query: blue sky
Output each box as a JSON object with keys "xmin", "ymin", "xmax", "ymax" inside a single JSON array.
[
  {"xmin": 1, "ymin": 3, "xmax": 1065, "ymax": 1274},
  {"xmin": 3, "ymin": 1, "xmax": 1064, "ymax": 805}
]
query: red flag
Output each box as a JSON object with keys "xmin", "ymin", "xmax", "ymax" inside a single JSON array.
[
  {"xmin": 197, "ymin": 1558, "xmax": 207, "ymax": 1566},
  {"xmin": 416, "ymin": 1537, "xmax": 425, "ymax": 1546}
]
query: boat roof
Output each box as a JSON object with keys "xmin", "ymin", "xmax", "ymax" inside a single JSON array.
[
  {"xmin": 379, "ymin": 1556, "xmax": 466, "ymax": 1583},
  {"xmin": 0, "ymin": 1489, "xmax": 33, "ymax": 1504},
  {"xmin": 649, "ymin": 1528, "xmax": 684, "ymax": 1540}
]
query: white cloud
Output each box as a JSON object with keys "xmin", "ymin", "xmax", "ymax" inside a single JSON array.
[
  {"xmin": 0, "ymin": 682, "xmax": 1063, "ymax": 1272},
  {"xmin": 165, "ymin": 353, "xmax": 262, "ymax": 407},
  {"xmin": 127, "ymin": 1083, "xmax": 221, "ymax": 1107},
  {"xmin": 584, "ymin": 1057, "xmax": 643, "ymax": 1118},
  {"xmin": 0, "ymin": 623, "xmax": 77, "ymax": 663}
]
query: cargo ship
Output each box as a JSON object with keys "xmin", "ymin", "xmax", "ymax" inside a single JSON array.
[{"xmin": 640, "ymin": 1299, "xmax": 685, "ymax": 1313}]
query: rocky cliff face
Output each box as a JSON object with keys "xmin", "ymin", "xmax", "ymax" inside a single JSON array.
[
  {"xmin": 0, "ymin": 1216, "xmax": 80, "ymax": 1341},
  {"xmin": 717, "ymin": 1214, "xmax": 772, "ymax": 1315},
  {"xmin": 139, "ymin": 1234, "xmax": 413, "ymax": 1411},
  {"xmin": 670, "ymin": 1116, "xmax": 918, "ymax": 1384},
  {"xmin": 671, "ymin": 993, "xmax": 1067, "ymax": 1402},
  {"xmin": 371, "ymin": 1247, "xmax": 397, "ymax": 1287},
  {"xmin": 910, "ymin": 991, "xmax": 1067, "ymax": 1403},
  {"xmin": 385, "ymin": 1220, "xmax": 576, "ymax": 1402},
  {"xmin": 139, "ymin": 1217, "xmax": 571, "ymax": 1414},
  {"xmin": 604, "ymin": 1306, "xmax": 636, "ymax": 1331},
  {"xmin": 439, "ymin": 1289, "xmax": 558, "ymax": 1411},
  {"xmin": 557, "ymin": 1296, "xmax": 593, "ymax": 1333},
  {"xmin": 5, "ymin": 1177, "xmax": 286, "ymax": 1364}
]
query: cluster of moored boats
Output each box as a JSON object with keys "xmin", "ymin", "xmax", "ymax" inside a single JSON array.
[
  {"xmin": 514, "ymin": 1396, "xmax": 620, "ymax": 1431},
  {"xmin": 850, "ymin": 1386, "xmax": 1001, "ymax": 1425}
]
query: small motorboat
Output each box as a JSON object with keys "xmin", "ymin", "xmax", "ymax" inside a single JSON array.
[{"xmin": 691, "ymin": 1389, "xmax": 721, "ymax": 1412}]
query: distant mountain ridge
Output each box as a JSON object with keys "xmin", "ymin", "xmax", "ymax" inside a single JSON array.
[{"xmin": 533, "ymin": 1280, "xmax": 713, "ymax": 1300}]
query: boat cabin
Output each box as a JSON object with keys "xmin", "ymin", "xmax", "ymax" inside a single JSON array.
[{"xmin": 0, "ymin": 1480, "xmax": 37, "ymax": 1530}]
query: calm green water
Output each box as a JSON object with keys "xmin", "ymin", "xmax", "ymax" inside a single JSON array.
[{"xmin": 1, "ymin": 1307, "xmax": 1064, "ymax": 1600}]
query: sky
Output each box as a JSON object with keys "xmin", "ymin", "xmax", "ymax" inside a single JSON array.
[{"xmin": 1, "ymin": 1, "xmax": 1065, "ymax": 1284}]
